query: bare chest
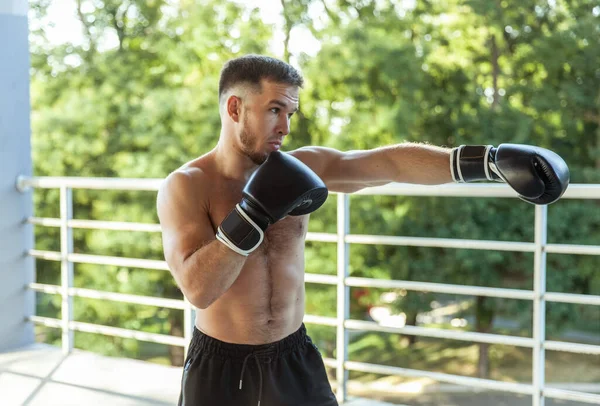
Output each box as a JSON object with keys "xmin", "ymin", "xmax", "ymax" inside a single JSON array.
[{"xmin": 207, "ymin": 182, "xmax": 308, "ymax": 252}]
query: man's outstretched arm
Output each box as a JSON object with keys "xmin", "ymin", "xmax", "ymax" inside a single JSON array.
[
  {"xmin": 290, "ymin": 143, "xmax": 452, "ymax": 193},
  {"xmin": 290, "ymin": 142, "xmax": 569, "ymax": 204}
]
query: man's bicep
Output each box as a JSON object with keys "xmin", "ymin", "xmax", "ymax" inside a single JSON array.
[
  {"xmin": 290, "ymin": 147, "xmax": 389, "ymax": 192},
  {"xmin": 288, "ymin": 146, "xmax": 343, "ymax": 183},
  {"xmin": 157, "ymin": 171, "xmax": 216, "ymax": 273}
]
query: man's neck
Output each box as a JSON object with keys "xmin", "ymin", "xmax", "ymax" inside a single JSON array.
[{"xmin": 213, "ymin": 135, "xmax": 257, "ymax": 181}]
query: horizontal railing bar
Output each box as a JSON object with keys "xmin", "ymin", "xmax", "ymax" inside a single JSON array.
[
  {"xmin": 26, "ymin": 221, "xmax": 600, "ymax": 257},
  {"xmin": 345, "ymin": 234, "xmax": 535, "ymax": 252},
  {"xmin": 543, "ymin": 388, "xmax": 600, "ymax": 404},
  {"xmin": 27, "ymin": 217, "xmax": 162, "ymax": 233},
  {"xmin": 305, "ymin": 232, "xmax": 338, "ymax": 243},
  {"xmin": 28, "ymin": 250, "xmax": 170, "ymax": 270},
  {"xmin": 17, "ymin": 176, "xmax": 162, "ymax": 191},
  {"xmin": 29, "ymin": 249, "xmax": 62, "ymax": 261},
  {"xmin": 18, "ymin": 177, "xmax": 600, "ymax": 200},
  {"xmin": 29, "ymin": 283, "xmax": 61, "ymax": 295},
  {"xmin": 303, "ymin": 314, "xmax": 338, "ymax": 327},
  {"xmin": 68, "ymin": 253, "xmax": 169, "ymax": 270},
  {"xmin": 31, "ymin": 251, "xmax": 335, "ymax": 281},
  {"xmin": 27, "ymin": 254, "xmax": 600, "ymax": 306},
  {"xmin": 354, "ymin": 183, "xmax": 600, "ymax": 200},
  {"xmin": 69, "ymin": 321, "xmax": 186, "ymax": 346},
  {"xmin": 31, "ymin": 286, "xmax": 597, "ymax": 353},
  {"xmin": 545, "ymin": 292, "xmax": 600, "ymax": 306},
  {"xmin": 553, "ymin": 184, "xmax": 600, "ymax": 200},
  {"xmin": 28, "ymin": 283, "xmax": 186, "ymax": 310},
  {"xmin": 29, "ymin": 255, "xmax": 598, "ymax": 307},
  {"xmin": 70, "ymin": 219, "xmax": 161, "ymax": 232},
  {"xmin": 29, "ymin": 315, "xmax": 62, "ymax": 328},
  {"xmin": 355, "ymin": 183, "xmax": 520, "ymax": 198},
  {"xmin": 344, "ymin": 361, "xmax": 534, "ymax": 395},
  {"xmin": 323, "ymin": 357, "xmax": 337, "ymax": 369},
  {"xmin": 546, "ymin": 243, "xmax": 600, "ymax": 256},
  {"xmin": 29, "ymin": 316, "xmax": 186, "ymax": 347},
  {"xmin": 344, "ymin": 319, "xmax": 534, "ymax": 348},
  {"xmin": 544, "ymin": 340, "xmax": 600, "ymax": 355},
  {"xmin": 29, "ymin": 222, "xmax": 600, "ymax": 259},
  {"xmin": 305, "ymin": 273, "xmax": 338, "ymax": 285},
  {"xmin": 27, "ymin": 217, "xmax": 61, "ymax": 227},
  {"xmin": 69, "ymin": 287, "xmax": 185, "ymax": 309},
  {"xmin": 327, "ymin": 367, "xmax": 600, "ymax": 403},
  {"xmin": 345, "ymin": 277, "xmax": 534, "ymax": 300}
]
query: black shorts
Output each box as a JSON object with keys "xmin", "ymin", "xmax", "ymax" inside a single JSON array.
[{"xmin": 178, "ymin": 324, "xmax": 339, "ymax": 406}]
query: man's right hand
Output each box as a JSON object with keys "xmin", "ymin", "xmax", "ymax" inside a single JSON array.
[
  {"xmin": 450, "ymin": 143, "xmax": 569, "ymax": 205},
  {"xmin": 216, "ymin": 151, "xmax": 328, "ymax": 256}
]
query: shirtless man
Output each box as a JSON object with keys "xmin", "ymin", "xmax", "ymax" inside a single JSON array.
[{"xmin": 156, "ymin": 55, "xmax": 569, "ymax": 406}]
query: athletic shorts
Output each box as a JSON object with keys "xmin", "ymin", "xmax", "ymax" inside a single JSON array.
[{"xmin": 178, "ymin": 323, "xmax": 339, "ymax": 406}]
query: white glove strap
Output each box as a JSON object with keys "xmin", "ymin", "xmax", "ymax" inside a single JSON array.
[
  {"xmin": 483, "ymin": 145, "xmax": 495, "ymax": 181},
  {"xmin": 450, "ymin": 145, "xmax": 465, "ymax": 182}
]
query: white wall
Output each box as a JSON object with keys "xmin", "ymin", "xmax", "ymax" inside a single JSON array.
[{"xmin": 0, "ymin": 0, "xmax": 35, "ymax": 351}]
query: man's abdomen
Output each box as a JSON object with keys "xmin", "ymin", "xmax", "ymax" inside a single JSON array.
[{"xmin": 195, "ymin": 256, "xmax": 306, "ymax": 344}]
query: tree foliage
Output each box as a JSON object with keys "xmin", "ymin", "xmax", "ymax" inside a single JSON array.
[{"xmin": 30, "ymin": 0, "xmax": 599, "ymax": 379}]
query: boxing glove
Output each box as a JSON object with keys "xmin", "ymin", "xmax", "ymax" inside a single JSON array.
[
  {"xmin": 216, "ymin": 151, "xmax": 328, "ymax": 256},
  {"xmin": 450, "ymin": 144, "xmax": 569, "ymax": 205}
]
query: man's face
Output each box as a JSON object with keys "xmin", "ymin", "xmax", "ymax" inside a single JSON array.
[{"xmin": 238, "ymin": 79, "xmax": 299, "ymax": 165}]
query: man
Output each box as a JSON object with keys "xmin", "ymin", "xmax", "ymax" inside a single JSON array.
[{"xmin": 156, "ymin": 54, "xmax": 569, "ymax": 406}]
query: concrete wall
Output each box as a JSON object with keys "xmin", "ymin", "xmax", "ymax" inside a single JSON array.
[{"xmin": 0, "ymin": 0, "xmax": 35, "ymax": 351}]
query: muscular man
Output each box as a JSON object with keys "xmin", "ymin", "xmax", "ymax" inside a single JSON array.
[{"xmin": 156, "ymin": 55, "xmax": 569, "ymax": 406}]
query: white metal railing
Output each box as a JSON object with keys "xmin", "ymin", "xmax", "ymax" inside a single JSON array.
[{"xmin": 15, "ymin": 176, "xmax": 600, "ymax": 405}]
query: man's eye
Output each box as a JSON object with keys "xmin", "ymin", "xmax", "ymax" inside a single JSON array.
[{"xmin": 271, "ymin": 108, "xmax": 280, "ymax": 114}]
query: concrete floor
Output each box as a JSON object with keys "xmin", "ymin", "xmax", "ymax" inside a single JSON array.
[
  {"xmin": 5, "ymin": 344, "xmax": 596, "ymax": 406},
  {"xmin": 0, "ymin": 343, "xmax": 396, "ymax": 406}
]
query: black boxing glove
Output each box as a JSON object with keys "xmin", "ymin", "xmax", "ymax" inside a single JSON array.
[
  {"xmin": 216, "ymin": 151, "xmax": 328, "ymax": 256},
  {"xmin": 450, "ymin": 143, "xmax": 570, "ymax": 205}
]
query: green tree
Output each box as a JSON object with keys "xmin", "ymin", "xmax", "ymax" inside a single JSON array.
[{"xmin": 28, "ymin": 0, "xmax": 599, "ymax": 385}]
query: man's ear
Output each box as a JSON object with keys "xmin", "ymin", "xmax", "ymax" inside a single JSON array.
[{"xmin": 226, "ymin": 95, "xmax": 242, "ymax": 123}]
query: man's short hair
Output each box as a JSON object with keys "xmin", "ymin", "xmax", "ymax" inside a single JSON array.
[{"xmin": 218, "ymin": 54, "xmax": 304, "ymax": 103}]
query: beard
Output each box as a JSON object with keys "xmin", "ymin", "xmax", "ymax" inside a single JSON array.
[{"xmin": 239, "ymin": 117, "xmax": 269, "ymax": 165}]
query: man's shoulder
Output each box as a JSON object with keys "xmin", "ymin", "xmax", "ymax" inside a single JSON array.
[
  {"xmin": 287, "ymin": 146, "xmax": 320, "ymax": 166},
  {"xmin": 287, "ymin": 146, "xmax": 340, "ymax": 178},
  {"xmin": 158, "ymin": 155, "xmax": 215, "ymax": 201},
  {"xmin": 288, "ymin": 146, "xmax": 339, "ymax": 159}
]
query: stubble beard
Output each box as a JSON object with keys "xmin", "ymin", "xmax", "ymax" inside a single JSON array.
[{"xmin": 240, "ymin": 117, "xmax": 268, "ymax": 165}]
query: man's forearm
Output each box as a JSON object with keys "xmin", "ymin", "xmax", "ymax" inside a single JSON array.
[
  {"xmin": 386, "ymin": 142, "xmax": 453, "ymax": 185},
  {"xmin": 180, "ymin": 240, "xmax": 247, "ymax": 309}
]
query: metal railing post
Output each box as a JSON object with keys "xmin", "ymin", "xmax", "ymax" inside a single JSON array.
[
  {"xmin": 336, "ymin": 193, "xmax": 350, "ymax": 402},
  {"xmin": 60, "ymin": 186, "xmax": 74, "ymax": 354},
  {"xmin": 532, "ymin": 204, "xmax": 548, "ymax": 406}
]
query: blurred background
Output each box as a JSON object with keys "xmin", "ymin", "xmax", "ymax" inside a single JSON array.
[{"xmin": 27, "ymin": 0, "xmax": 599, "ymax": 404}]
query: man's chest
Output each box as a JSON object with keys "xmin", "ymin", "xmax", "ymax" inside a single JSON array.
[{"xmin": 207, "ymin": 182, "xmax": 309, "ymax": 250}]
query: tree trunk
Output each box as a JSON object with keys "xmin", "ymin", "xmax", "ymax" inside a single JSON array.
[
  {"xmin": 405, "ymin": 311, "xmax": 418, "ymax": 346},
  {"xmin": 490, "ymin": 33, "xmax": 500, "ymax": 109},
  {"xmin": 475, "ymin": 296, "xmax": 494, "ymax": 378},
  {"xmin": 280, "ymin": 0, "xmax": 292, "ymax": 63},
  {"xmin": 76, "ymin": 0, "xmax": 97, "ymax": 55},
  {"xmin": 596, "ymin": 88, "xmax": 600, "ymax": 170}
]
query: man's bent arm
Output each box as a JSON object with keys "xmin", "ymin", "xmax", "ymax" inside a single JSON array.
[
  {"xmin": 176, "ymin": 240, "xmax": 247, "ymax": 309},
  {"xmin": 157, "ymin": 169, "xmax": 248, "ymax": 310}
]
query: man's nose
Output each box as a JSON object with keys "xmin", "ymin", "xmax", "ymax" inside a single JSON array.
[{"xmin": 277, "ymin": 116, "xmax": 290, "ymax": 136}]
